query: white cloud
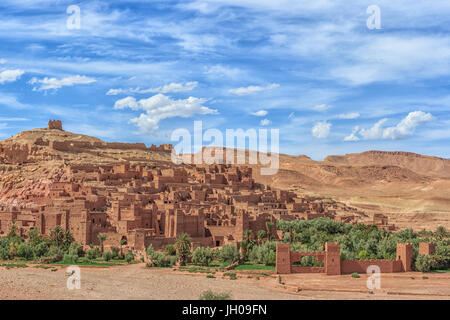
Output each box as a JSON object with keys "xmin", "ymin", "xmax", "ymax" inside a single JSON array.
[
  {"xmin": 204, "ymin": 65, "xmax": 242, "ymax": 79},
  {"xmin": 311, "ymin": 104, "xmax": 333, "ymax": 111},
  {"xmin": 312, "ymin": 121, "xmax": 331, "ymax": 139},
  {"xmin": 29, "ymin": 75, "xmax": 96, "ymax": 91},
  {"xmin": 0, "ymin": 117, "xmax": 28, "ymax": 121},
  {"xmin": 0, "ymin": 69, "xmax": 25, "ymax": 84},
  {"xmin": 0, "ymin": 59, "xmax": 6, "ymax": 64},
  {"xmin": 382, "ymin": 111, "xmax": 434, "ymax": 140},
  {"xmin": 343, "ymin": 126, "xmax": 360, "ymax": 141},
  {"xmin": 260, "ymin": 118, "xmax": 271, "ymax": 126},
  {"xmin": 113, "ymin": 96, "xmax": 140, "ymax": 110},
  {"xmin": 251, "ymin": 110, "xmax": 268, "ymax": 117},
  {"xmin": 338, "ymin": 112, "xmax": 360, "ymax": 119},
  {"xmin": 114, "ymin": 94, "xmax": 218, "ymax": 132},
  {"xmin": 107, "ymin": 81, "xmax": 198, "ymax": 96},
  {"xmin": 331, "ymin": 36, "xmax": 450, "ymax": 85},
  {"xmin": 228, "ymin": 83, "xmax": 279, "ymax": 95},
  {"xmin": 0, "ymin": 93, "xmax": 29, "ymax": 109},
  {"xmin": 359, "ymin": 118, "xmax": 388, "ymax": 140},
  {"xmin": 358, "ymin": 111, "xmax": 433, "ymax": 140}
]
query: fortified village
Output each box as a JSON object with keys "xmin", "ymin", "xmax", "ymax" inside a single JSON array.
[{"xmin": 0, "ymin": 121, "xmax": 416, "ymax": 274}]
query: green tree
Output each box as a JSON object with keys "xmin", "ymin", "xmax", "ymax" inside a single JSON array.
[
  {"xmin": 97, "ymin": 234, "xmax": 107, "ymax": 253},
  {"xmin": 265, "ymin": 221, "xmax": 274, "ymax": 240},
  {"xmin": 174, "ymin": 233, "xmax": 192, "ymax": 266},
  {"xmin": 192, "ymin": 247, "xmax": 213, "ymax": 266},
  {"xmin": 119, "ymin": 238, "xmax": 127, "ymax": 258},
  {"xmin": 7, "ymin": 221, "xmax": 18, "ymax": 238},
  {"xmin": 220, "ymin": 244, "xmax": 240, "ymax": 263},
  {"xmin": 257, "ymin": 230, "xmax": 266, "ymax": 245},
  {"xmin": 435, "ymin": 226, "xmax": 448, "ymax": 240},
  {"xmin": 49, "ymin": 226, "xmax": 64, "ymax": 247},
  {"xmin": 415, "ymin": 254, "xmax": 436, "ymax": 272}
]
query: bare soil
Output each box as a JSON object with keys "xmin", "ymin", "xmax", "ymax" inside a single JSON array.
[{"xmin": 0, "ymin": 263, "xmax": 448, "ymax": 300}]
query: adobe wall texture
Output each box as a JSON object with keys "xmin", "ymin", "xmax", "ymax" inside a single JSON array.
[{"xmin": 277, "ymin": 241, "xmax": 432, "ymax": 275}]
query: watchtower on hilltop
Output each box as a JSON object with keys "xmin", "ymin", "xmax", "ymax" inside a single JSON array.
[{"xmin": 48, "ymin": 120, "xmax": 63, "ymax": 130}]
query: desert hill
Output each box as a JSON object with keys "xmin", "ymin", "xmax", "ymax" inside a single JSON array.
[
  {"xmin": 0, "ymin": 125, "xmax": 449, "ymax": 230},
  {"xmin": 324, "ymin": 150, "xmax": 450, "ymax": 178}
]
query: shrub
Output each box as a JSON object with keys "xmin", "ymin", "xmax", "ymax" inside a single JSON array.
[
  {"xmin": 415, "ymin": 254, "xmax": 436, "ymax": 272},
  {"xmin": 147, "ymin": 244, "xmax": 177, "ymax": 267},
  {"xmin": 357, "ymin": 250, "xmax": 369, "ymax": 260},
  {"xmin": 32, "ymin": 242, "xmax": 49, "ymax": 259},
  {"xmin": 293, "ymin": 255, "xmax": 324, "ymax": 267},
  {"xmin": 192, "ymin": 247, "xmax": 214, "ymax": 266},
  {"xmin": 220, "ymin": 244, "xmax": 240, "ymax": 263},
  {"xmin": 102, "ymin": 251, "xmax": 113, "ymax": 261},
  {"xmin": 39, "ymin": 255, "xmax": 61, "ymax": 264},
  {"xmin": 351, "ymin": 272, "xmax": 360, "ymax": 278},
  {"xmin": 0, "ymin": 246, "xmax": 10, "ymax": 260},
  {"xmin": 110, "ymin": 246, "xmax": 119, "ymax": 259},
  {"xmin": 63, "ymin": 254, "xmax": 78, "ymax": 264},
  {"xmin": 86, "ymin": 247, "xmax": 101, "ymax": 260},
  {"xmin": 68, "ymin": 242, "xmax": 82, "ymax": 257},
  {"xmin": 165, "ymin": 244, "xmax": 176, "ymax": 256},
  {"xmin": 125, "ymin": 252, "xmax": 135, "ymax": 263},
  {"xmin": 199, "ymin": 290, "xmax": 231, "ymax": 300},
  {"xmin": 46, "ymin": 245, "xmax": 63, "ymax": 262},
  {"xmin": 248, "ymin": 242, "xmax": 277, "ymax": 266},
  {"xmin": 17, "ymin": 243, "xmax": 33, "ymax": 260}
]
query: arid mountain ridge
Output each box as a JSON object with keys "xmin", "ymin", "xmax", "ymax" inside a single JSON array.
[{"xmin": 0, "ymin": 126, "xmax": 449, "ymax": 230}]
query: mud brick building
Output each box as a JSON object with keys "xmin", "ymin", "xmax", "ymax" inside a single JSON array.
[{"xmin": 276, "ymin": 242, "xmax": 434, "ymax": 275}]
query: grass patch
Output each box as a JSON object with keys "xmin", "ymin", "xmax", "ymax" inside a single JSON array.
[
  {"xmin": 224, "ymin": 272, "xmax": 237, "ymax": 280},
  {"xmin": 431, "ymin": 269, "xmax": 450, "ymax": 273},
  {"xmin": 199, "ymin": 290, "xmax": 232, "ymax": 300},
  {"xmin": 33, "ymin": 265, "xmax": 53, "ymax": 270},
  {"xmin": 209, "ymin": 261, "xmax": 230, "ymax": 268},
  {"xmin": 179, "ymin": 266, "xmax": 214, "ymax": 274},
  {"xmin": 52, "ymin": 260, "xmax": 123, "ymax": 267},
  {"xmin": 206, "ymin": 274, "xmax": 216, "ymax": 279},
  {"xmin": 1, "ymin": 263, "xmax": 28, "ymax": 269},
  {"xmin": 234, "ymin": 263, "xmax": 275, "ymax": 271},
  {"xmin": 351, "ymin": 272, "xmax": 360, "ymax": 278}
]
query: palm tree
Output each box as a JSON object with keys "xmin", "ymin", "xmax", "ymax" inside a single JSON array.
[
  {"xmin": 174, "ymin": 233, "xmax": 192, "ymax": 266},
  {"xmin": 49, "ymin": 226, "xmax": 64, "ymax": 246},
  {"xmin": 119, "ymin": 238, "xmax": 127, "ymax": 258},
  {"xmin": 257, "ymin": 230, "xmax": 266, "ymax": 245},
  {"xmin": 435, "ymin": 226, "xmax": 447, "ymax": 240},
  {"xmin": 7, "ymin": 221, "xmax": 18, "ymax": 238},
  {"xmin": 98, "ymin": 234, "xmax": 107, "ymax": 253},
  {"xmin": 265, "ymin": 221, "xmax": 274, "ymax": 241}
]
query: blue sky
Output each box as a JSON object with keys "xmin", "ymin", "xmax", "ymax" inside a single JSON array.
[{"xmin": 0, "ymin": 0, "xmax": 449, "ymax": 160}]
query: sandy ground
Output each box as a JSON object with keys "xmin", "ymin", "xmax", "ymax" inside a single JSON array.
[{"xmin": 0, "ymin": 263, "xmax": 449, "ymax": 300}]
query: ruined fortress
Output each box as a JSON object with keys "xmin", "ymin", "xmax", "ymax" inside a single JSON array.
[{"xmin": 0, "ymin": 121, "xmax": 396, "ymax": 256}]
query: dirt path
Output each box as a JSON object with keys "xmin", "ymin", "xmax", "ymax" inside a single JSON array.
[
  {"xmin": 0, "ymin": 263, "xmax": 449, "ymax": 300},
  {"xmin": 0, "ymin": 263, "xmax": 299, "ymax": 300}
]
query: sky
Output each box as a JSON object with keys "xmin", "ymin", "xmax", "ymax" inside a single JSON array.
[{"xmin": 0, "ymin": 0, "xmax": 449, "ymax": 160}]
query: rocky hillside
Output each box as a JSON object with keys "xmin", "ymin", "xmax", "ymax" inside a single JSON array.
[
  {"xmin": 324, "ymin": 151, "xmax": 450, "ymax": 178},
  {"xmin": 1, "ymin": 127, "xmax": 449, "ymax": 230}
]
